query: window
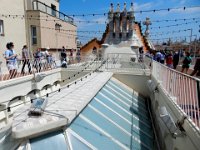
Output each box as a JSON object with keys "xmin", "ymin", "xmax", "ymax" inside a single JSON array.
[
  {"xmin": 0, "ymin": 20, "xmax": 4, "ymax": 36},
  {"xmin": 51, "ymin": 4, "xmax": 56, "ymax": 17},
  {"xmin": 55, "ymin": 23, "xmax": 61, "ymax": 31},
  {"xmin": 31, "ymin": 26, "xmax": 37, "ymax": 45}
]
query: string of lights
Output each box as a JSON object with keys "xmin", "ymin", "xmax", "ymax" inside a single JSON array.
[
  {"xmin": 150, "ymin": 35, "xmax": 196, "ymax": 41},
  {"xmin": 0, "ymin": 5, "xmax": 199, "ymax": 22},
  {"xmin": 150, "ymin": 17, "xmax": 200, "ymax": 23},
  {"xmin": 149, "ymin": 28, "xmax": 192, "ymax": 37},
  {"xmin": 0, "ymin": 14, "xmax": 108, "ymax": 24},
  {"xmin": 67, "ymin": 5, "xmax": 200, "ymax": 16},
  {"xmin": 35, "ymin": 25, "xmax": 102, "ymax": 39},
  {"xmin": 149, "ymin": 20, "xmax": 200, "ymax": 29},
  {"xmin": 34, "ymin": 25, "xmax": 198, "ymax": 42},
  {"xmin": 1, "ymin": 14, "xmax": 198, "ymax": 35},
  {"xmin": 1, "ymin": 13, "xmax": 200, "ymax": 25},
  {"xmin": 150, "ymin": 29, "xmax": 191, "ymax": 36}
]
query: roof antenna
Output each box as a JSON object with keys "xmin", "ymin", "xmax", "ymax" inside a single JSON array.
[
  {"xmin": 110, "ymin": 3, "xmax": 114, "ymax": 13},
  {"xmin": 116, "ymin": 3, "xmax": 120, "ymax": 12}
]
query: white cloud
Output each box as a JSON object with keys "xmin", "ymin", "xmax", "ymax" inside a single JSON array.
[
  {"xmin": 169, "ymin": 0, "xmax": 187, "ymax": 5},
  {"xmin": 180, "ymin": 0, "xmax": 187, "ymax": 5},
  {"xmin": 134, "ymin": 2, "xmax": 154, "ymax": 11}
]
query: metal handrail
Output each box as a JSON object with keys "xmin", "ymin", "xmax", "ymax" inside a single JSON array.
[
  {"xmin": 0, "ymin": 55, "xmax": 97, "ymax": 81},
  {"xmin": 32, "ymin": 0, "xmax": 74, "ymax": 24},
  {"xmin": 151, "ymin": 60, "xmax": 200, "ymax": 129},
  {"xmin": 105, "ymin": 53, "xmax": 150, "ymax": 71},
  {"xmin": 0, "ymin": 56, "xmax": 103, "ymax": 125}
]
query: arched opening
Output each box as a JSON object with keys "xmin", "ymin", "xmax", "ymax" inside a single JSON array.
[
  {"xmin": 26, "ymin": 89, "xmax": 40, "ymax": 103},
  {"xmin": 8, "ymin": 96, "xmax": 25, "ymax": 116}
]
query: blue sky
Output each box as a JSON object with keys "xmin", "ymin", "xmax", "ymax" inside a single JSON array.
[{"xmin": 60, "ymin": 0, "xmax": 200, "ymax": 44}]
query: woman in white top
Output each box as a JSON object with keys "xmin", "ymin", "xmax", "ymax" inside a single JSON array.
[{"xmin": 4, "ymin": 42, "xmax": 18, "ymax": 79}]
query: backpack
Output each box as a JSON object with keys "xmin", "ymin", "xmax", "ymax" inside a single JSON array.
[{"xmin": 183, "ymin": 57, "xmax": 191, "ymax": 65}]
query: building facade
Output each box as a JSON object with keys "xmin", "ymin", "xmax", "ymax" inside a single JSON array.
[{"xmin": 0, "ymin": 0, "xmax": 77, "ymax": 61}]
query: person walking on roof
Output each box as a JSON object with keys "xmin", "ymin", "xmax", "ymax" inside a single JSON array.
[
  {"xmin": 4, "ymin": 42, "xmax": 18, "ymax": 79},
  {"xmin": 173, "ymin": 51, "xmax": 179, "ymax": 69},
  {"xmin": 166, "ymin": 52, "xmax": 173, "ymax": 68},
  {"xmin": 155, "ymin": 51, "xmax": 161, "ymax": 62},
  {"xmin": 160, "ymin": 51, "xmax": 165, "ymax": 64},
  {"xmin": 21, "ymin": 45, "xmax": 32, "ymax": 74},
  {"xmin": 34, "ymin": 48, "xmax": 42, "ymax": 72},
  {"xmin": 190, "ymin": 51, "xmax": 200, "ymax": 77},
  {"xmin": 181, "ymin": 52, "xmax": 192, "ymax": 74}
]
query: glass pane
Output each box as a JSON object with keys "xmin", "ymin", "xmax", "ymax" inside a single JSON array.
[
  {"xmin": 68, "ymin": 132, "xmax": 91, "ymax": 150},
  {"xmin": 31, "ymin": 26, "xmax": 37, "ymax": 45},
  {"xmin": 32, "ymin": 26, "xmax": 37, "ymax": 36},
  {"xmin": 32, "ymin": 38, "xmax": 37, "ymax": 45},
  {"xmin": 30, "ymin": 131, "xmax": 68, "ymax": 150}
]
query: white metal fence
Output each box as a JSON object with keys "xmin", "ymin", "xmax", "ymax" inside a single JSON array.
[
  {"xmin": 152, "ymin": 60, "xmax": 200, "ymax": 128},
  {"xmin": 0, "ymin": 55, "xmax": 97, "ymax": 81},
  {"xmin": 105, "ymin": 53, "xmax": 149, "ymax": 69}
]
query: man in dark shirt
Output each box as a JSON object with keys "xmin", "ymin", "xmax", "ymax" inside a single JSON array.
[
  {"xmin": 173, "ymin": 51, "xmax": 179, "ymax": 69},
  {"xmin": 190, "ymin": 58, "xmax": 200, "ymax": 77}
]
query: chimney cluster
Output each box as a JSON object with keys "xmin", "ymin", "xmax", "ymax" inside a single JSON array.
[{"xmin": 108, "ymin": 2, "xmax": 135, "ymax": 41}]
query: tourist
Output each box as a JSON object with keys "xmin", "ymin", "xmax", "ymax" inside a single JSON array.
[
  {"xmin": 76, "ymin": 50, "xmax": 81, "ymax": 63},
  {"xmin": 34, "ymin": 48, "xmax": 42, "ymax": 72},
  {"xmin": 155, "ymin": 51, "xmax": 162, "ymax": 62},
  {"xmin": 139, "ymin": 47, "xmax": 144, "ymax": 62},
  {"xmin": 69, "ymin": 49, "xmax": 73, "ymax": 64},
  {"xmin": 4, "ymin": 42, "xmax": 18, "ymax": 79},
  {"xmin": 160, "ymin": 51, "xmax": 165, "ymax": 64},
  {"xmin": 181, "ymin": 52, "xmax": 192, "ymax": 74},
  {"xmin": 45, "ymin": 49, "xmax": 51, "ymax": 68},
  {"xmin": 92, "ymin": 47, "xmax": 97, "ymax": 55},
  {"xmin": 98, "ymin": 48, "xmax": 102, "ymax": 60},
  {"xmin": 21, "ymin": 45, "xmax": 32, "ymax": 74},
  {"xmin": 49, "ymin": 53, "xmax": 57, "ymax": 68},
  {"xmin": 45, "ymin": 49, "xmax": 50, "ymax": 62},
  {"xmin": 190, "ymin": 52, "xmax": 200, "ymax": 77},
  {"xmin": 165, "ymin": 52, "xmax": 173, "ymax": 68},
  {"xmin": 173, "ymin": 51, "xmax": 179, "ymax": 69},
  {"xmin": 60, "ymin": 46, "xmax": 67, "ymax": 66}
]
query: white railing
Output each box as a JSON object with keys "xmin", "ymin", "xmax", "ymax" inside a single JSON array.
[
  {"xmin": 0, "ymin": 55, "xmax": 97, "ymax": 81},
  {"xmin": 152, "ymin": 60, "xmax": 200, "ymax": 128},
  {"xmin": 0, "ymin": 56, "xmax": 104, "ymax": 128},
  {"xmin": 32, "ymin": 1, "xmax": 74, "ymax": 23},
  {"xmin": 105, "ymin": 53, "xmax": 149, "ymax": 71}
]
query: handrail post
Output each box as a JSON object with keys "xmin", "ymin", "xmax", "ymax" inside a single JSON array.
[
  {"xmin": 197, "ymin": 80, "xmax": 200, "ymax": 109},
  {"xmin": 36, "ymin": 0, "xmax": 38, "ymax": 10},
  {"xmin": 0, "ymin": 61, "xmax": 2, "ymax": 81},
  {"xmin": 45, "ymin": 3, "xmax": 47, "ymax": 13}
]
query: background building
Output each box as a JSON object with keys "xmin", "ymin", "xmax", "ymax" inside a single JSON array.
[{"xmin": 0, "ymin": 0, "xmax": 77, "ymax": 62}]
